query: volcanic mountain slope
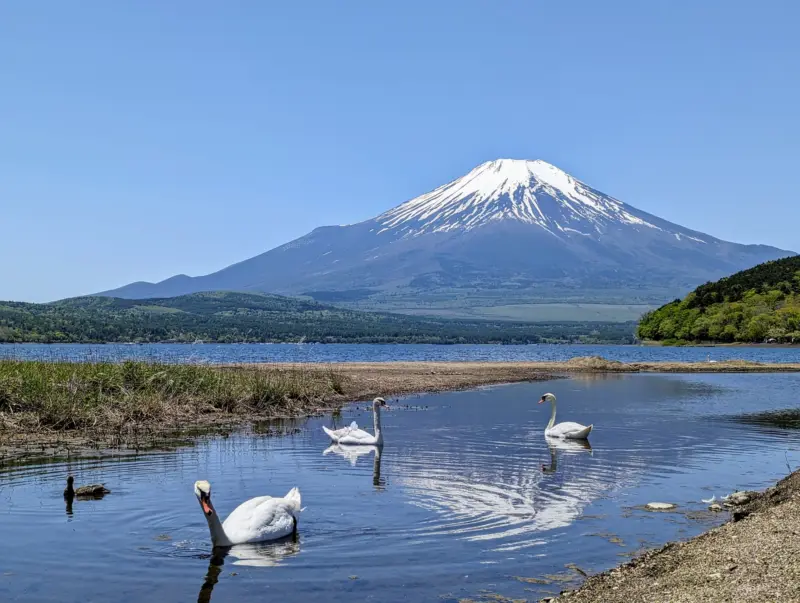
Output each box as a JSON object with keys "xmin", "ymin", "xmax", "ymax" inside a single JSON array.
[{"xmin": 99, "ymin": 159, "xmax": 793, "ymax": 310}]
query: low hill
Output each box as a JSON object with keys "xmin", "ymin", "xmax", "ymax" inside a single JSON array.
[
  {"xmin": 637, "ymin": 256, "xmax": 800, "ymax": 344},
  {"xmin": 0, "ymin": 291, "xmax": 635, "ymax": 345}
]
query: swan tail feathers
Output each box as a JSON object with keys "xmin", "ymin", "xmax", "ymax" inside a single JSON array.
[
  {"xmin": 565, "ymin": 424, "xmax": 593, "ymax": 439},
  {"xmin": 284, "ymin": 487, "xmax": 302, "ymax": 513},
  {"xmin": 322, "ymin": 426, "xmax": 338, "ymax": 442}
]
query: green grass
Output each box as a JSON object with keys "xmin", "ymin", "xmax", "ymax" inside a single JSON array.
[{"xmin": 0, "ymin": 360, "xmax": 346, "ymax": 433}]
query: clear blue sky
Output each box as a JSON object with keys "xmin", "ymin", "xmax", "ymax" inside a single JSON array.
[{"xmin": 2, "ymin": 0, "xmax": 798, "ymax": 302}]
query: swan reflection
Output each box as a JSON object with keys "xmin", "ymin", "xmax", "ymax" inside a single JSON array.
[
  {"xmin": 323, "ymin": 444, "xmax": 385, "ymax": 488},
  {"xmin": 197, "ymin": 538, "xmax": 300, "ymax": 602},
  {"xmin": 542, "ymin": 436, "xmax": 592, "ymax": 474},
  {"xmin": 397, "ymin": 438, "xmax": 618, "ymax": 551},
  {"xmin": 323, "ymin": 443, "xmax": 379, "ymax": 466}
]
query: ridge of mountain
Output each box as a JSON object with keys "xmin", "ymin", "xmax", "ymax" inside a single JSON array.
[{"xmin": 97, "ymin": 159, "xmax": 794, "ymax": 317}]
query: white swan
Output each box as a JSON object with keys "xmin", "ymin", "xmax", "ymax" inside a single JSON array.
[
  {"xmin": 194, "ymin": 480, "xmax": 302, "ymax": 547},
  {"xmin": 323, "ymin": 397, "xmax": 386, "ymax": 445},
  {"xmin": 539, "ymin": 393, "xmax": 593, "ymax": 440}
]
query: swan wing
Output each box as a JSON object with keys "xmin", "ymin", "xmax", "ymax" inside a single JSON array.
[
  {"xmin": 336, "ymin": 428, "xmax": 378, "ymax": 445},
  {"xmin": 322, "ymin": 421, "xmax": 359, "ymax": 442},
  {"xmin": 223, "ymin": 494, "xmax": 298, "ymax": 544},
  {"xmin": 546, "ymin": 422, "xmax": 592, "ymax": 439}
]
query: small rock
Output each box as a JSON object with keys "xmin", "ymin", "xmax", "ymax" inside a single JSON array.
[
  {"xmin": 727, "ymin": 564, "xmax": 738, "ymax": 572},
  {"xmin": 349, "ymin": 575, "xmax": 358, "ymax": 580},
  {"xmin": 709, "ymin": 503, "xmax": 723, "ymax": 512},
  {"xmin": 708, "ymin": 572, "xmax": 722, "ymax": 580},
  {"xmin": 726, "ymin": 491, "xmax": 753, "ymax": 505},
  {"xmin": 645, "ymin": 502, "xmax": 677, "ymax": 511}
]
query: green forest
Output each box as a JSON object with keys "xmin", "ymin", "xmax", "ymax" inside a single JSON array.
[
  {"xmin": 637, "ymin": 256, "xmax": 800, "ymax": 344},
  {"xmin": 0, "ymin": 291, "xmax": 635, "ymax": 345}
]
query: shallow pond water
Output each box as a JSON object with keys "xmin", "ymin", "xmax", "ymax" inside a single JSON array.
[{"xmin": 2, "ymin": 373, "xmax": 799, "ymax": 602}]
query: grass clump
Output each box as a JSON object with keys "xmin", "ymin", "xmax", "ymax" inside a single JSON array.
[{"xmin": 0, "ymin": 360, "xmax": 348, "ymax": 434}]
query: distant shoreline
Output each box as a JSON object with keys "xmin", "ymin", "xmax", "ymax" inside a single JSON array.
[{"xmin": 639, "ymin": 340, "xmax": 799, "ymax": 348}]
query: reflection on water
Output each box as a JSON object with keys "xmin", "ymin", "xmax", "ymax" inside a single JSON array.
[
  {"xmin": 732, "ymin": 409, "xmax": 800, "ymax": 430},
  {"xmin": 542, "ymin": 437, "xmax": 592, "ymax": 474},
  {"xmin": 197, "ymin": 539, "xmax": 301, "ymax": 602},
  {"xmin": 1, "ymin": 373, "xmax": 800, "ymax": 603},
  {"xmin": 323, "ymin": 444, "xmax": 385, "ymax": 488}
]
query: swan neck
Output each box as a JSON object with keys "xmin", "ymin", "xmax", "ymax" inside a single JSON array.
[
  {"xmin": 547, "ymin": 400, "xmax": 557, "ymax": 430},
  {"xmin": 546, "ymin": 445, "xmax": 557, "ymax": 472},
  {"xmin": 204, "ymin": 503, "xmax": 231, "ymax": 547},
  {"xmin": 373, "ymin": 404, "xmax": 383, "ymax": 442}
]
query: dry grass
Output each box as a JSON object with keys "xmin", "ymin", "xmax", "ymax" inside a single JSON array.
[
  {"xmin": 0, "ymin": 359, "xmax": 558, "ymax": 459},
  {"xmin": 0, "ymin": 360, "xmax": 348, "ymax": 435}
]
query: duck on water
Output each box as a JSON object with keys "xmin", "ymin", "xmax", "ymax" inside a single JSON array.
[{"xmin": 64, "ymin": 476, "xmax": 110, "ymax": 499}]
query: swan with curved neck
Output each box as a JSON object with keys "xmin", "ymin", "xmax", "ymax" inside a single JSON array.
[
  {"xmin": 539, "ymin": 393, "xmax": 592, "ymax": 440},
  {"xmin": 323, "ymin": 397, "xmax": 386, "ymax": 445},
  {"xmin": 194, "ymin": 481, "xmax": 302, "ymax": 547}
]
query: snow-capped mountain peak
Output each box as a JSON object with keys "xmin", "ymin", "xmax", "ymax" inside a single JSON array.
[
  {"xmin": 98, "ymin": 156, "xmax": 793, "ymax": 306},
  {"xmin": 377, "ymin": 158, "xmax": 668, "ymax": 239}
]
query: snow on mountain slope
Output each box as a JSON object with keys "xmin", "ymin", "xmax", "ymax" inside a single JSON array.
[
  {"xmin": 96, "ymin": 158, "xmax": 793, "ymax": 304},
  {"xmin": 376, "ymin": 159, "xmax": 704, "ymax": 242}
]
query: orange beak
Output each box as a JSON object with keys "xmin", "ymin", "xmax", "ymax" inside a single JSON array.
[{"xmin": 201, "ymin": 494, "xmax": 213, "ymax": 516}]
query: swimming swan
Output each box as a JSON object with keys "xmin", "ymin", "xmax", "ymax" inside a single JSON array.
[
  {"xmin": 539, "ymin": 393, "xmax": 593, "ymax": 440},
  {"xmin": 323, "ymin": 397, "xmax": 386, "ymax": 445},
  {"xmin": 194, "ymin": 481, "xmax": 302, "ymax": 546}
]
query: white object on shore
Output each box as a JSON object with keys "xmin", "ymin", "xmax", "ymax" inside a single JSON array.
[
  {"xmin": 701, "ymin": 496, "xmax": 716, "ymax": 504},
  {"xmin": 645, "ymin": 502, "xmax": 677, "ymax": 511}
]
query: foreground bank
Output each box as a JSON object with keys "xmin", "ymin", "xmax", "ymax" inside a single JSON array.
[
  {"xmin": 0, "ymin": 359, "xmax": 559, "ymax": 459},
  {"xmin": 548, "ymin": 469, "xmax": 800, "ymax": 603},
  {"xmin": 3, "ymin": 357, "xmax": 800, "ymax": 460}
]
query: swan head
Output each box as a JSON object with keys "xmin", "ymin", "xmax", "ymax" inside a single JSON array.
[
  {"xmin": 194, "ymin": 480, "xmax": 215, "ymax": 517},
  {"xmin": 373, "ymin": 397, "xmax": 387, "ymax": 408},
  {"xmin": 66, "ymin": 475, "xmax": 74, "ymax": 486},
  {"xmin": 539, "ymin": 393, "xmax": 556, "ymax": 404}
]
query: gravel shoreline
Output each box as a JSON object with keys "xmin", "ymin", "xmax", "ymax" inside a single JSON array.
[{"xmin": 546, "ymin": 469, "xmax": 800, "ymax": 603}]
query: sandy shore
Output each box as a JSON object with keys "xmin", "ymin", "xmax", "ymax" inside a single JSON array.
[
  {"xmin": 309, "ymin": 357, "xmax": 800, "ymax": 383},
  {"xmin": 546, "ymin": 469, "xmax": 800, "ymax": 603}
]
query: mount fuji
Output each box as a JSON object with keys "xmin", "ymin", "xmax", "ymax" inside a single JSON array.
[{"xmin": 99, "ymin": 159, "xmax": 793, "ymax": 317}]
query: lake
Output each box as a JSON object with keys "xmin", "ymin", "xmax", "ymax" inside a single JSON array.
[
  {"xmin": 2, "ymin": 373, "xmax": 799, "ymax": 602},
  {"xmin": 2, "ymin": 342, "xmax": 800, "ymax": 364}
]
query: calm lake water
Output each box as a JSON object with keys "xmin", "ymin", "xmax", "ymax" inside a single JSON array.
[
  {"xmin": 2, "ymin": 342, "xmax": 800, "ymax": 364},
  {"xmin": 2, "ymin": 373, "xmax": 799, "ymax": 602}
]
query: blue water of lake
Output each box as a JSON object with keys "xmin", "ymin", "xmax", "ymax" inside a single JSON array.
[
  {"xmin": 1, "ymin": 372, "xmax": 799, "ymax": 602},
  {"xmin": 2, "ymin": 342, "xmax": 800, "ymax": 364}
]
